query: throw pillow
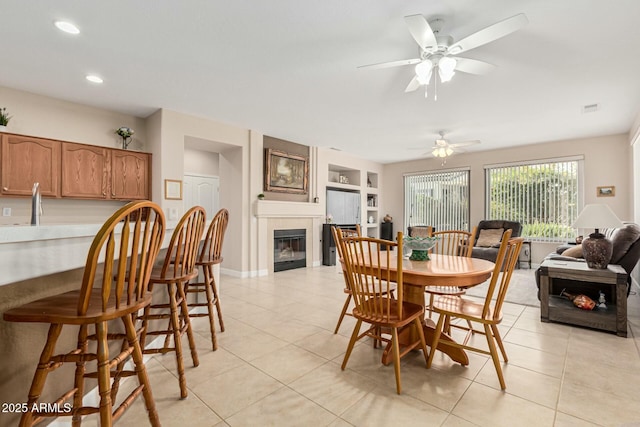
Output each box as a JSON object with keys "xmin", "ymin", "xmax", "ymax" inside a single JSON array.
[
  {"xmin": 476, "ymin": 228, "xmax": 504, "ymax": 247},
  {"xmin": 410, "ymin": 226, "xmax": 431, "ymax": 238},
  {"xmin": 610, "ymin": 223, "xmax": 640, "ymax": 264},
  {"xmin": 561, "ymin": 244, "xmax": 583, "ymax": 258}
]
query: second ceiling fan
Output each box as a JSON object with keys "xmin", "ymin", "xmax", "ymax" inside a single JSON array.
[
  {"xmin": 428, "ymin": 132, "xmax": 480, "ymax": 159},
  {"xmin": 359, "ymin": 13, "xmax": 528, "ymax": 99}
]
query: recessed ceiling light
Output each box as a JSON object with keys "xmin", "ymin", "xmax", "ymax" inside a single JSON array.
[
  {"xmin": 54, "ymin": 21, "xmax": 80, "ymax": 35},
  {"xmin": 86, "ymin": 75, "xmax": 103, "ymax": 84}
]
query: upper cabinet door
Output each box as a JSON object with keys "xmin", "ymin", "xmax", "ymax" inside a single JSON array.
[
  {"xmin": 61, "ymin": 143, "xmax": 109, "ymax": 199},
  {"xmin": 1, "ymin": 134, "xmax": 61, "ymax": 197},
  {"xmin": 111, "ymin": 150, "xmax": 150, "ymax": 200}
]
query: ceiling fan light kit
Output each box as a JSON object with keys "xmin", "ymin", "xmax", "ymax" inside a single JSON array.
[
  {"xmin": 360, "ymin": 12, "xmax": 528, "ymax": 100},
  {"xmin": 420, "ymin": 132, "xmax": 481, "ymax": 162},
  {"xmin": 432, "ymin": 146, "xmax": 454, "ymax": 158}
]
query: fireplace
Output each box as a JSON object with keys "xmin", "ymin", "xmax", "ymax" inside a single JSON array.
[{"xmin": 274, "ymin": 229, "xmax": 306, "ymax": 272}]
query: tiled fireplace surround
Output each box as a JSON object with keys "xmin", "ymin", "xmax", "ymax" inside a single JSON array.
[{"xmin": 254, "ymin": 200, "xmax": 325, "ymax": 274}]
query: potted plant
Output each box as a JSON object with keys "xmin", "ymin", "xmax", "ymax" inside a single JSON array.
[
  {"xmin": 0, "ymin": 107, "xmax": 11, "ymax": 131},
  {"xmin": 257, "ymin": 193, "xmax": 265, "ymax": 200},
  {"xmin": 115, "ymin": 126, "xmax": 134, "ymax": 149}
]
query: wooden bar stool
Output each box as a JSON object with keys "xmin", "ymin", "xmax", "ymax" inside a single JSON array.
[
  {"xmin": 185, "ymin": 208, "xmax": 229, "ymax": 350},
  {"xmin": 139, "ymin": 206, "xmax": 206, "ymax": 399},
  {"xmin": 3, "ymin": 201, "xmax": 165, "ymax": 426}
]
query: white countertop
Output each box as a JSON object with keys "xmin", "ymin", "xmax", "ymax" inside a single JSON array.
[
  {"xmin": 0, "ymin": 221, "xmax": 179, "ymax": 286},
  {"xmin": 0, "ymin": 223, "xmax": 105, "ymax": 244}
]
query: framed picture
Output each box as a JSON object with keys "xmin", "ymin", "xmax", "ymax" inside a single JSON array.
[
  {"xmin": 164, "ymin": 179, "xmax": 183, "ymax": 200},
  {"xmin": 597, "ymin": 186, "xmax": 615, "ymax": 197},
  {"xmin": 264, "ymin": 149, "xmax": 309, "ymax": 194}
]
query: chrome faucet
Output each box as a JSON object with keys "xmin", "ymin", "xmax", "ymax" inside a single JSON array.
[{"xmin": 31, "ymin": 182, "xmax": 42, "ymax": 226}]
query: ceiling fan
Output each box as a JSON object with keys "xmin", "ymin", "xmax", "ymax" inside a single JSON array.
[
  {"xmin": 426, "ymin": 132, "xmax": 481, "ymax": 160},
  {"xmin": 359, "ymin": 13, "xmax": 528, "ymax": 99}
]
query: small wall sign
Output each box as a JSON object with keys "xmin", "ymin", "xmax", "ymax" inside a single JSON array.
[{"xmin": 164, "ymin": 179, "xmax": 183, "ymax": 200}]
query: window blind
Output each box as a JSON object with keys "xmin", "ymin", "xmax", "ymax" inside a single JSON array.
[
  {"xmin": 485, "ymin": 158, "xmax": 583, "ymax": 241},
  {"xmin": 404, "ymin": 169, "xmax": 470, "ymax": 231}
]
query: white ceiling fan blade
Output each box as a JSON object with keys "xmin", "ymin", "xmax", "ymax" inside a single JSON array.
[
  {"xmin": 448, "ymin": 13, "xmax": 528, "ymax": 55},
  {"xmin": 454, "ymin": 57, "xmax": 496, "ymax": 75},
  {"xmin": 449, "ymin": 140, "xmax": 481, "ymax": 148},
  {"xmin": 404, "ymin": 76, "xmax": 421, "ymax": 92},
  {"xmin": 404, "ymin": 14, "xmax": 437, "ymax": 50},
  {"xmin": 358, "ymin": 58, "xmax": 421, "ymax": 70}
]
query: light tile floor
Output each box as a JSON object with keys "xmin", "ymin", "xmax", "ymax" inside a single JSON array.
[{"xmin": 112, "ymin": 266, "xmax": 640, "ymax": 427}]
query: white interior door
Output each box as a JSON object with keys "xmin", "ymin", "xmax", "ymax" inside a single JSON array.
[{"xmin": 183, "ymin": 174, "xmax": 219, "ymax": 219}]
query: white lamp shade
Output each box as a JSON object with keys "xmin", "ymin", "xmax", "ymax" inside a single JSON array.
[
  {"xmin": 415, "ymin": 60, "xmax": 433, "ymax": 85},
  {"xmin": 572, "ymin": 204, "xmax": 624, "ymax": 229},
  {"xmin": 438, "ymin": 57, "xmax": 456, "ymax": 82}
]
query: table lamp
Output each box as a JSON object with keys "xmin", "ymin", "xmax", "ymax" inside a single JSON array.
[{"xmin": 572, "ymin": 204, "xmax": 623, "ymax": 269}]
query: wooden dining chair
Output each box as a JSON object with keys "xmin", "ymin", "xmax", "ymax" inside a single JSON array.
[
  {"xmin": 331, "ymin": 224, "xmax": 361, "ymax": 334},
  {"xmin": 338, "ymin": 230, "xmax": 429, "ymax": 394},
  {"xmin": 139, "ymin": 206, "xmax": 206, "ymax": 399},
  {"xmin": 185, "ymin": 208, "xmax": 229, "ymax": 350},
  {"xmin": 425, "ymin": 227, "xmax": 477, "ymax": 319},
  {"xmin": 427, "ymin": 231, "xmax": 524, "ymax": 390},
  {"xmin": 3, "ymin": 201, "xmax": 165, "ymax": 426}
]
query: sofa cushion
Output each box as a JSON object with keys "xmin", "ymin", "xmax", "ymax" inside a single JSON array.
[
  {"xmin": 561, "ymin": 244, "xmax": 583, "ymax": 258},
  {"xmin": 408, "ymin": 226, "xmax": 431, "ymax": 238},
  {"xmin": 476, "ymin": 228, "xmax": 504, "ymax": 247},
  {"xmin": 610, "ymin": 223, "xmax": 640, "ymax": 264}
]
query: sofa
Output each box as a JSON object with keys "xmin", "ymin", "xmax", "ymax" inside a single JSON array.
[
  {"xmin": 535, "ymin": 222, "xmax": 640, "ymax": 298},
  {"xmin": 471, "ymin": 220, "xmax": 523, "ymax": 264}
]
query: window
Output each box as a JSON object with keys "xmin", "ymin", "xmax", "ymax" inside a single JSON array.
[
  {"xmin": 485, "ymin": 157, "xmax": 583, "ymax": 241},
  {"xmin": 404, "ymin": 169, "xmax": 470, "ymax": 231}
]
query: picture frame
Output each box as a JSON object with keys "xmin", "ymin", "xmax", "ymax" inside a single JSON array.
[
  {"xmin": 597, "ymin": 186, "xmax": 615, "ymax": 197},
  {"xmin": 264, "ymin": 148, "xmax": 309, "ymax": 194},
  {"xmin": 164, "ymin": 179, "xmax": 183, "ymax": 200}
]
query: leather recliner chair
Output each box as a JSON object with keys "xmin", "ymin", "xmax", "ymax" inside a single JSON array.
[{"xmin": 471, "ymin": 220, "xmax": 523, "ymax": 264}]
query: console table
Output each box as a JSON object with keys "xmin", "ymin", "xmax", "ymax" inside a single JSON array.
[{"xmin": 538, "ymin": 259, "xmax": 627, "ymax": 337}]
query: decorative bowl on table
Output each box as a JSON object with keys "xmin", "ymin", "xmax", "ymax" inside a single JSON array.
[{"xmin": 403, "ymin": 236, "xmax": 439, "ymax": 261}]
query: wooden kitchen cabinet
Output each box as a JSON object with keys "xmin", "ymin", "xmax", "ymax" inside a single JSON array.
[
  {"xmin": 1, "ymin": 132, "xmax": 151, "ymax": 201},
  {"xmin": 1, "ymin": 134, "xmax": 61, "ymax": 197},
  {"xmin": 61, "ymin": 142, "xmax": 110, "ymax": 199},
  {"xmin": 111, "ymin": 150, "xmax": 150, "ymax": 200}
]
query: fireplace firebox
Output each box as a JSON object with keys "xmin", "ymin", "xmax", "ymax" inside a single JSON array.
[{"xmin": 274, "ymin": 229, "xmax": 306, "ymax": 272}]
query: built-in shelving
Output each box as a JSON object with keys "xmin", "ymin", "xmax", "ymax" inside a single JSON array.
[
  {"xmin": 326, "ymin": 165, "xmax": 381, "ymax": 238},
  {"xmin": 366, "ymin": 171, "xmax": 379, "ymax": 237},
  {"xmin": 328, "ymin": 164, "xmax": 360, "ymax": 187}
]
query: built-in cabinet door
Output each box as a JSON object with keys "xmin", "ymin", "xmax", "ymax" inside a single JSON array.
[
  {"xmin": 61, "ymin": 143, "xmax": 109, "ymax": 198},
  {"xmin": 0, "ymin": 134, "xmax": 61, "ymax": 197},
  {"xmin": 111, "ymin": 151, "xmax": 150, "ymax": 200}
]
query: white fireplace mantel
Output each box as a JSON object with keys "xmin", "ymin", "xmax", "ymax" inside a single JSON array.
[
  {"xmin": 254, "ymin": 200, "xmax": 324, "ymax": 218},
  {"xmin": 253, "ymin": 200, "xmax": 325, "ymax": 275}
]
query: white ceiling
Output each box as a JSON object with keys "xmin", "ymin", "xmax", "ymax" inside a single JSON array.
[{"xmin": 2, "ymin": 1, "xmax": 640, "ymax": 163}]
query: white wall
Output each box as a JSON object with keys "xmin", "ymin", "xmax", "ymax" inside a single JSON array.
[
  {"xmin": 184, "ymin": 147, "xmax": 220, "ymax": 176},
  {"xmin": 151, "ymin": 109, "xmax": 251, "ymax": 274},
  {"xmin": 383, "ymin": 134, "xmax": 632, "ymax": 264},
  {"xmin": 630, "ymin": 113, "xmax": 640, "ymax": 286}
]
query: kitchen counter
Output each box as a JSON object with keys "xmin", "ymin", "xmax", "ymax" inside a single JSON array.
[{"xmin": 0, "ymin": 221, "xmax": 178, "ymax": 286}]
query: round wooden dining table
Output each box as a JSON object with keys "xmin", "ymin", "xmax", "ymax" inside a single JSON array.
[{"xmin": 375, "ymin": 253, "xmax": 495, "ymax": 366}]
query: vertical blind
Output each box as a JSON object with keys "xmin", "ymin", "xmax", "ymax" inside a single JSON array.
[
  {"xmin": 485, "ymin": 158, "xmax": 583, "ymax": 241},
  {"xmin": 404, "ymin": 169, "xmax": 470, "ymax": 231}
]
